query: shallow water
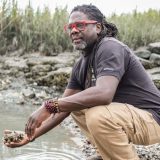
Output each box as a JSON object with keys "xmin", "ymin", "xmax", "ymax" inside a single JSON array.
[{"xmin": 0, "ymin": 102, "xmax": 84, "ymax": 160}]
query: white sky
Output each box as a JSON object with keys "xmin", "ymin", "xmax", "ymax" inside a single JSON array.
[{"xmin": 11, "ymin": 0, "xmax": 160, "ymax": 16}]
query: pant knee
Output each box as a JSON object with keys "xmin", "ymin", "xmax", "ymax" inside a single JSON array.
[
  {"xmin": 85, "ymin": 103, "xmax": 131, "ymax": 135},
  {"xmin": 85, "ymin": 106, "xmax": 111, "ymax": 135}
]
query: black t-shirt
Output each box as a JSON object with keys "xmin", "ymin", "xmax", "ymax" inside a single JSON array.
[{"xmin": 67, "ymin": 37, "xmax": 160, "ymax": 124}]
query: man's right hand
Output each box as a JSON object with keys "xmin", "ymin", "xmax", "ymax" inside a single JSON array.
[{"xmin": 3, "ymin": 130, "xmax": 30, "ymax": 148}]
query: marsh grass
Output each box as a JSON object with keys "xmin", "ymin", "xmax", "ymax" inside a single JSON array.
[
  {"xmin": 0, "ymin": 0, "xmax": 71, "ymax": 55},
  {"xmin": 0, "ymin": 0, "xmax": 160, "ymax": 54},
  {"xmin": 109, "ymin": 9, "xmax": 160, "ymax": 49}
]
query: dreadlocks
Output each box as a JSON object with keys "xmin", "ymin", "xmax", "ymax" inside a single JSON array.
[{"xmin": 71, "ymin": 4, "xmax": 118, "ymax": 38}]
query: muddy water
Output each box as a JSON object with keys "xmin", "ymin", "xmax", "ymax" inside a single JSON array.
[{"xmin": 0, "ymin": 102, "xmax": 84, "ymax": 160}]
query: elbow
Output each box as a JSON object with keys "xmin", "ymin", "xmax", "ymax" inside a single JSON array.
[
  {"xmin": 104, "ymin": 96, "xmax": 112, "ymax": 105},
  {"xmin": 100, "ymin": 89, "xmax": 114, "ymax": 105}
]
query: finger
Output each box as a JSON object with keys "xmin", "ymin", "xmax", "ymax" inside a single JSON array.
[
  {"xmin": 6, "ymin": 142, "xmax": 20, "ymax": 148},
  {"xmin": 37, "ymin": 122, "xmax": 42, "ymax": 128},
  {"xmin": 26, "ymin": 118, "xmax": 37, "ymax": 139},
  {"xmin": 4, "ymin": 142, "xmax": 16, "ymax": 148},
  {"xmin": 25, "ymin": 123, "xmax": 28, "ymax": 135},
  {"xmin": 25, "ymin": 117, "xmax": 32, "ymax": 138},
  {"xmin": 29, "ymin": 126, "xmax": 35, "ymax": 140},
  {"xmin": 29, "ymin": 122, "xmax": 40, "ymax": 140}
]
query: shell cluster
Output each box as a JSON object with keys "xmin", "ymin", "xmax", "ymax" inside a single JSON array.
[{"xmin": 3, "ymin": 130, "xmax": 25, "ymax": 144}]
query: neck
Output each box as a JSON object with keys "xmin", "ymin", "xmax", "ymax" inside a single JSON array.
[{"xmin": 81, "ymin": 41, "xmax": 97, "ymax": 57}]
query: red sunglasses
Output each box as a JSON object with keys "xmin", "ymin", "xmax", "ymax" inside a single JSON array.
[{"xmin": 64, "ymin": 20, "xmax": 97, "ymax": 33}]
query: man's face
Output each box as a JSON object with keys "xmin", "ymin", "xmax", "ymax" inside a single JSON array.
[{"xmin": 65, "ymin": 11, "xmax": 101, "ymax": 51}]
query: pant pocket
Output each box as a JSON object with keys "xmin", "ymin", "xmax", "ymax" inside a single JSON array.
[
  {"xmin": 145, "ymin": 116, "xmax": 160, "ymax": 144},
  {"xmin": 140, "ymin": 112, "xmax": 160, "ymax": 145}
]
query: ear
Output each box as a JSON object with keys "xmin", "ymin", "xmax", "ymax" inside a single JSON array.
[{"xmin": 96, "ymin": 23, "xmax": 102, "ymax": 34}]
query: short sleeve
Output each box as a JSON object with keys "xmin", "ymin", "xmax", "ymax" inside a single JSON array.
[{"xmin": 95, "ymin": 40, "xmax": 127, "ymax": 80}]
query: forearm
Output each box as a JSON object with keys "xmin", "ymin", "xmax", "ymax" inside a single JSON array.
[
  {"xmin": 34, "ymin": 112, "xmax": 70, "ymax": 139},
  {"xmin": 59, "ymin": 86, "xmax": 112, "ymax": 112}
]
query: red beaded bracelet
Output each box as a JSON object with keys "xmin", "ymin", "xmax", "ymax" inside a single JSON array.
[{"xmin": 44, "ymin": 99, "xmax": 60, "ymax": 114}]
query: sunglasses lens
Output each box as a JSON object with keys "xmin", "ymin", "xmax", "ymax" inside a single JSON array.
[
  {"xmin": 76, "ymin": 23, "xmax": 85, "ymax": 31},
  {"xmin": 64, "ymin": 21, "xmax": 97, "ymax": 33},
  {"xmin": 66, "ymin": 24, "xmax": 74, "ymax": 33},
  {"xmin": 65, "ymin": 23, "xmax": 85, "ymax": 33}
]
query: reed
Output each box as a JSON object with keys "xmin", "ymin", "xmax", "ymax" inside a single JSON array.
[
  {"xmin": 0, "ymin": 0, "xmax": 160, "ymax": 54},
  {"xmin": 0, "ymin": 0, "xmax": 71, "ymax": 55},
  {"xmin": 109, "ymin": 9, "xmax": 160, "ymax": 49}
]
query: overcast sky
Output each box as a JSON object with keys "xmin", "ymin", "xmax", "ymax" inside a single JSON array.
[{"xmin": 5, "ymin": 0, "xmax": 160, "ymax": 16}]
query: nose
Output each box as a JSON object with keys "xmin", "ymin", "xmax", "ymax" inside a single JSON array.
[{"xmin": 70, "ymin": 26, "xmax": 79, "ymax": 34}]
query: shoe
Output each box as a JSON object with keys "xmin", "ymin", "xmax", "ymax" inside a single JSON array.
[{"xmin": 86, "ymin": 155, "xmax": 103, "ymax": 160}]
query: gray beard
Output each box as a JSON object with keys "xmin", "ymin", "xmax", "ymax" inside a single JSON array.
[{"xmin": 73, "ymin": 41, "xmax": 87, "ymax": 51}]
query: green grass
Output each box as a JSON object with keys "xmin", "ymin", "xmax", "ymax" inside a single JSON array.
[
  {"xmin": 0, "ymin": 0, "xmax": 160, "ymax": 54},
  {"xmin": 109, "ymin": 9, "xmax": 160, "ymax": 49},
  {"xmin": 0, "ymin": 0, "xmax": 71, "ymax": 55}
]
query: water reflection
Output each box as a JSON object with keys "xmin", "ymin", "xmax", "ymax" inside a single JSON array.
[
  {"xmin": 0, "ymin": 102, "xmax": 84, "ymax": 160},
  {"xmin": 2, "ymin": 147, "xmax": 81, "ymax": 160},
  {"xmin": 8, "ymin": 151, "xmax": 80, "ymax": 160}
]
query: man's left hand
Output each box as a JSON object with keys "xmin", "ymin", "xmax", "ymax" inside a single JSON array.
[{"xmin": 25, "ymin": 105, "xmax": 51, "ymax": 140}]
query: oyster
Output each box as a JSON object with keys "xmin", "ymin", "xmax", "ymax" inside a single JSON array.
[{"xmin": 3, "ymin": 130, "xmax": 25, "ymax": 144}]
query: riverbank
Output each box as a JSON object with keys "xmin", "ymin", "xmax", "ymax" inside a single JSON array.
[{"xmin": 0, "ymin": 41, "xmax": 160, "ymax": 159}]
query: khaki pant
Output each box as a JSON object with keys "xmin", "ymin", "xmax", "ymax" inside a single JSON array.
[{"xmin": 71, "ymin": 103, "xmax": 160, "ymax": 160}]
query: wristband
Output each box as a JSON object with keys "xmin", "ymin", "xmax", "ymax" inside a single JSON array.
[{"xmin": 44, "ymin": 99, "xmax": 60, "ymax": 114}]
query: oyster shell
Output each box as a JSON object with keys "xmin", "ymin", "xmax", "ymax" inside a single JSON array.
[{"xmin": 3, "ymin": 130, "xmax": 25, "ymax": 144}]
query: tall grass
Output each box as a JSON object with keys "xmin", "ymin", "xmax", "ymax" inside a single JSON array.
[
  {"xmin": 0, "ymin": 0, "xmax": 71, "ymax": 55},
  {"xmin": 0, "ymin": 0, "xmax": 160, "ymax": 55},
  {"xmin": 109, "ymin": 9, "xmax": 160, "ymax": 49}
]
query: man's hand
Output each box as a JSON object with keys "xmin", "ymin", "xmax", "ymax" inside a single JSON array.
[
  {"xmin": 3, "ymin": 130, "xmax": 30, "ymax": 148},
  {"xmin": 25, "ymin": 105, "xmax": 51, "ymax": 140}
]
